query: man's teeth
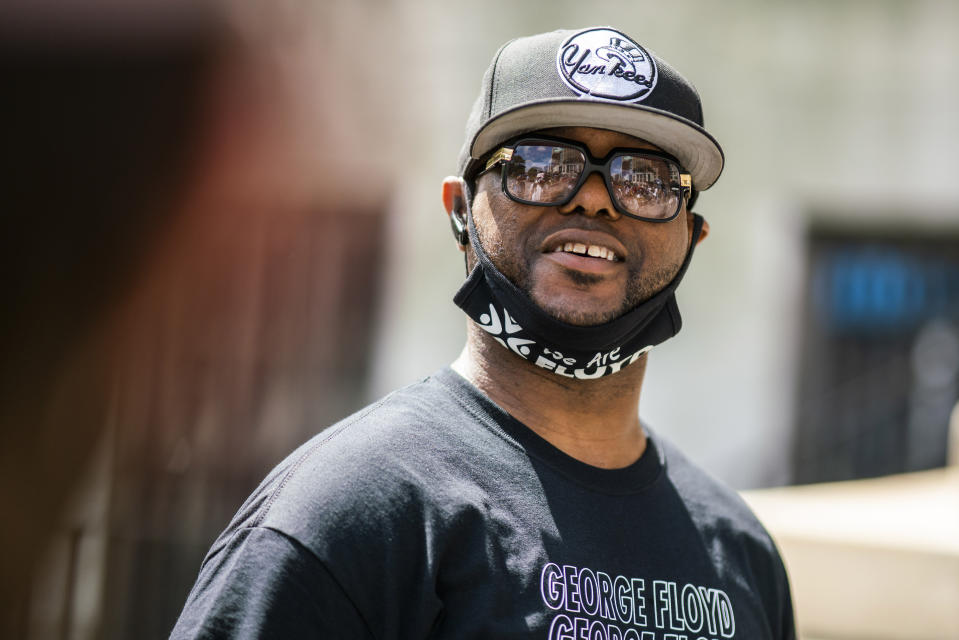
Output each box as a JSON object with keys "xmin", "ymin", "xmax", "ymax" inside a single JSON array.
[{"xmin": 554, "ymin": 242, "xmax": 617, "ymax": 261}]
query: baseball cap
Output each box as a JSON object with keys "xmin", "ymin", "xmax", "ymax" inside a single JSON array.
[{"xmin": 457, "ymin": 27, "xmax": 724, "ymax": 191}]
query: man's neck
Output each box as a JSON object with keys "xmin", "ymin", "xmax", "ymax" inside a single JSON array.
[{"xmin": 452, "ymin": 323, "xmax": 648, "ymax": 470}]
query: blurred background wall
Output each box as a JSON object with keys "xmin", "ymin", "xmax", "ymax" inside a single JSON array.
[{"xmin": 1, "ymin": 0, "xmax": 957, "ymax": 638}]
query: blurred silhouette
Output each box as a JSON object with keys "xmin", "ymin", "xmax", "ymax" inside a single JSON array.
[
  {"xmin": 1, "ymin": 4, "xmax": 388, "ymax": 638},
  {"xmin": 1, "ymin": 10, "xmax": 217, "ymax": 636}
]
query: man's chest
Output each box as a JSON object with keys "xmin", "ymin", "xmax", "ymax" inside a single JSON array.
[{"xmin": 420, "ymin": 496, "xmax": 777, "ymax": 640}]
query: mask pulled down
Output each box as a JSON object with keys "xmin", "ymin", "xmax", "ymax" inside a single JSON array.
[{"xmin": 453, "ymin": 211, "xmax": 704, "ymax": 380}]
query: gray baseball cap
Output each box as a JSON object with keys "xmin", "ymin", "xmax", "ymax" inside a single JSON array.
[{"xmin": 457, "ymin": 27, "xmax": 724, "ymax": 190}]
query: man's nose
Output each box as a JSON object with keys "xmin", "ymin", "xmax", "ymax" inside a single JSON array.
[{"xmin": 556, "ymin": 172, "xmax": 620, "ymax": 221}]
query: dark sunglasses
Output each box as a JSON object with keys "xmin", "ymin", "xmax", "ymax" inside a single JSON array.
[{"xmin": 478, "ymin": 135, "xmax": 692, "ymax": 222}]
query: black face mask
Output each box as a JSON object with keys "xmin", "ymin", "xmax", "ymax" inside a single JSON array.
[{"xmin": 453, "ymin": 201, "xmax": 704, "ymax": 380}]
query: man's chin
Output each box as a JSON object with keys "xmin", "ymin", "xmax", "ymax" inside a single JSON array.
[{"xmin": 531, "ymin": 293, "xmax": 623, "ymax": 327}]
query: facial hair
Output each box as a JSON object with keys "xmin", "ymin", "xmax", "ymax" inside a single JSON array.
[{"xmin": 475, "ymin": 230, "xmax": 682, "ymax": 327}]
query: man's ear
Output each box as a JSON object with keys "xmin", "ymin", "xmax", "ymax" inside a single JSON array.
[
  {"xmin": 442, "ymin": 176, "xmax": 469, "ymax": 250},
  {"xmin": 686, "ymin": 211, "xmax": 709, "ymax": 247}
]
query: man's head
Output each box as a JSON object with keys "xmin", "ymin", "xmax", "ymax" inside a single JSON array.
[
  {"xmin": 445, "ymin": 27, "xmax": 722, "ymax": 323},
  {"xmin": 445, "ymin": 27, "xmax": 722, "ymax": 378}
]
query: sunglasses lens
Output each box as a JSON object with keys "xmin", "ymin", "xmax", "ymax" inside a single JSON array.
[
  {"xmin": 505, "ymin": 144, "xmax": 585, "ymax": 204},
  {"xmin": 497, "ymin": 140, "xmax": 685, "ymax": 220},
  {"xmin": 609, "ymin": 155, "xmax": 681, "ymax": 219}
]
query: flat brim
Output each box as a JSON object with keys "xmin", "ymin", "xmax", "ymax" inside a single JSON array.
[{"xmin": 469, "ymin": 99, "xmax": 724, "ymax": 190}]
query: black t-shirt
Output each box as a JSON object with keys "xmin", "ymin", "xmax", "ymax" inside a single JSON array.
[{"xmin": 171, "ymin": 368, "xmax": 795, "ymax": 639}]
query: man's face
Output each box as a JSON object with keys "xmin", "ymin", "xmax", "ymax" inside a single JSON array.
[{"xmin": 470, "ymin": 126, "xmax": 695, "ymax": 326}]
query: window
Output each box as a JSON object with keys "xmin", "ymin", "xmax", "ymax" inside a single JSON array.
[{"xmin": 794, "ymin": 226, "xmax": 959, "ymax": 483}]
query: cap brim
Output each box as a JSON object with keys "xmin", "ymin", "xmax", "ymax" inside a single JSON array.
[{"xmin": 470, "ymin": 99, "xmax": 724, "ymax": 190}]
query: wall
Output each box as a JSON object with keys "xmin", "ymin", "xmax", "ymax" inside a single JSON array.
[{"xmin": 368, "ymin": 0, "xmax": 959, "ymax": 489}]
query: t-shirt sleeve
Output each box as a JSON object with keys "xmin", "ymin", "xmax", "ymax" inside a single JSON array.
[
  {"xmin": 169, "ymin": 526, "xmax": 373, "ymax": 639},
  {"xmin": 778, "ymin": 553, "xmax": 798, "ymax": 640}
]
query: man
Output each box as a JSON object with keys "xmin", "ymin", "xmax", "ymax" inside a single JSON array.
[{"xmin": 172, "ymin": 26, "xmax": 795, "ymax": 639}]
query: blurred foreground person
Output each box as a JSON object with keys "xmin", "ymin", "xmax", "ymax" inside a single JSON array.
[
  {"xmin": 172, "ymin": 26, "xmax": 795, "ymax": 639},
  {"xmin": 0, "ymin": 6, "xmax": 214, "ymax": 633}
]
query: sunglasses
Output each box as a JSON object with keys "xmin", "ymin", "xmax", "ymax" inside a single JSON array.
[{"xmin": 478, "ymin": 135, "xmax": 692, "ymax": 222}]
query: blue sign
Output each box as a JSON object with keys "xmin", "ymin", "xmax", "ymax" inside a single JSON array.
[{"xmin": 814, "ymin": 247, "xmax": 959, "ymax": 333}]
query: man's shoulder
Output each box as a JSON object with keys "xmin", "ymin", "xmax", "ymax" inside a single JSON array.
[
  {"xmin": 654, "ymin": 432, "xmax": 795, "ymax": 636},
  {"xmin": 270, "ymin": 373, "xmax": 460, "ymax": 492},
  {"xmin": 654, "ymin": 432, "xmax": 778, "ymax": 547},
  {"xmin": 209, "ymin": 369, "xmax": 494, "ymax": 554}
]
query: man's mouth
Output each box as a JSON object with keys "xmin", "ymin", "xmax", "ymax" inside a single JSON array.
[{"xmin": 549, "ymin": 242, "xmax": 621, "ymax": 262}]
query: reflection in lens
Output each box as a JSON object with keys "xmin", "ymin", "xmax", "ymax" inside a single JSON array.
[
  {"xmin": 610, "ymin": 156, "xmax": 679, "ymax": 219},
  {"xmin": 506, "ymin": 144, "xmax": 584, "ymax": 204}
]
